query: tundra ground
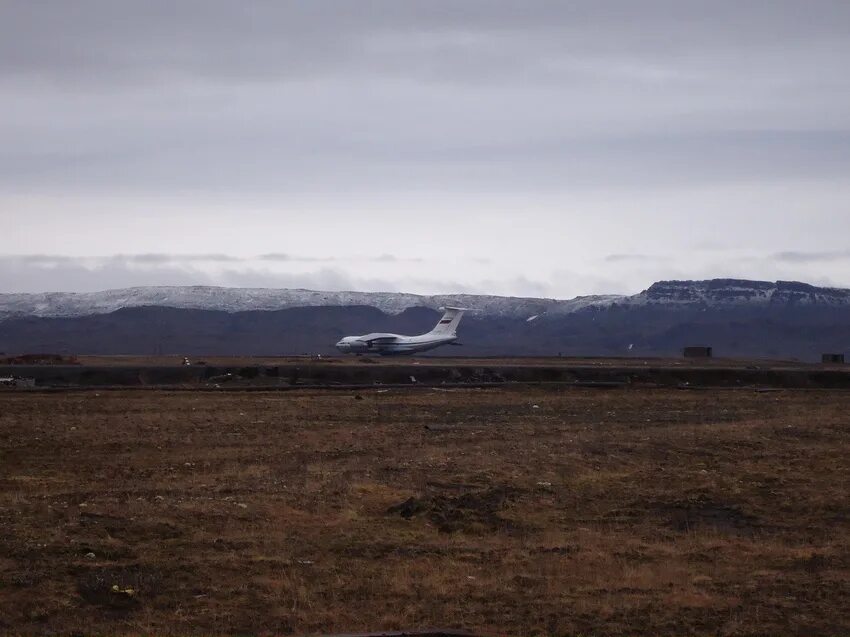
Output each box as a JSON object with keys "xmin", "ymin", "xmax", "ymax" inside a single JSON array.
[{"xmin": 1, "ymin": 387, "xmax": 849, "ymax": 635}]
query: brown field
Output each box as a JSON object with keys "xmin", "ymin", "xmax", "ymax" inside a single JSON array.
[{"xmin": 1, "ymin": 386, "xmax": 849, "ymax": 636}]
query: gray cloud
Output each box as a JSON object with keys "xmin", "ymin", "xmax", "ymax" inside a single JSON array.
[
  {"xmin": 605, "ymin": 254, "xmax": 669, "ymax": 263},
  {"xmin": 2, "ymin": 251, "xmax": 849, "ymax": 298},
  {"xmin": 5, "ymin": 253, "xmax": 423, "ymax": 266},
  {"xmin": 257, "ymin": 253, "xmax": 334, "ymax": 262},
  {"xmin": 13, "ymin": 254, "xmax": 80, "ymax": 264},
  {"xmin": 0, "ymin": 254, "xmax": 472, "ymax": 296},
  {"xmin": 258, "ymin": 253, "xmax": 423, "ymax": 263},
  {"xmin": 2, "ymin": 1, "xmax": 849, "ymax": 196},
  {"xmin": 125, "ymin": 253, "xmax": 242, "ymax": 263},
  {"xmin": 0, "ymin": 256, "xmax": 210, "ymax": 293},
  {"xmin": 2, "ymin": 2, "xmax": 850, "ymax": 295},
  {"xmin": 773, "ymin": 250, "xmax": 850, "ymax": 264},
  {"xmin": 373, "ymin": 254, "xmax": 424, "ymax": 263},
  {"xmin": 4, "ymin": 2, "xmax": 849, "ymax": 84},
  {"xmin": 10, "ymin": 253, "xmax": 244, "ymax": 266}
]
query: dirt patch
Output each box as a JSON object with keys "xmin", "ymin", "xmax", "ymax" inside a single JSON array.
[
  {"xmin": 75, "ymin": 564, "xmax": 161, "ymax": 611},
  {"xmin": 79, "ymin": 511, "xmax": 183, "ymax": 542},
  {"xmin": 388, "ymin": 487, "xmax": 519, "ymax": 533},
  {"xmin": 656, "ymin": 496, "xmax": 758, "ymax": 534},
  {"xmin": 608, "ymin": 497, "xmax": 759, "ymax": 535}
]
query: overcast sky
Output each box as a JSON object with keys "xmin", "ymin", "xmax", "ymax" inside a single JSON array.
[{"xmin": 2, "ymin": 1, "xmax": 850, "ymax": 297}]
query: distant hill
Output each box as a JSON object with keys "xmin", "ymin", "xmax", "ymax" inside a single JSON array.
[{"xmin": 1, "ymin": 280, "xmax": 849, "ymax": 360}]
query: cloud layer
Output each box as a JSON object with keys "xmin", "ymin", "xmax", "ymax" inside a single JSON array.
[
  {"xmin": 2, "ymin": 251, "xmax": 848, "ymax": 298},
  {"xmin": 2, "ymin": 2, "xmax": 850, "ymax": 295}
]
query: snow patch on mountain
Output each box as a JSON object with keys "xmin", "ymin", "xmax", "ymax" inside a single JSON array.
[
  {"xmin": 0, "ymin": 286, "xmax": 623, "ymax": 320},
  {"xmin": 1, "ymin": 279, "xmax": 848, "ymax": 321},
  {"xmin": 634, "ymin": 279, "xmax": 850, "ymax": 307}
]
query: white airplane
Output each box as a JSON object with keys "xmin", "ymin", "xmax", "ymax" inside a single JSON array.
[{"xmin": 335, "ymin": 307, "xmax": 467, "ymax": 355}]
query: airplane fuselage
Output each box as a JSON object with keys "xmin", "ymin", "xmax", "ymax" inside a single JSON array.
[
  {"xmin": 335, "ymin": 306, "xmax": 467, "ymax": 356},
  {"xmin": 335, "ymin": 332, "xmax": 457, "ymax": 355}
]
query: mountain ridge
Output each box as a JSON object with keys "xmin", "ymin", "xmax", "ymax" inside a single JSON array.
[{"xmin": 2, "ymin": 278, "xmax": 849, "ymax": 321}]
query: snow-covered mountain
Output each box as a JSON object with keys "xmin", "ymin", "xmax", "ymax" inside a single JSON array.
[
  {"xmin": 633, "ymin": 279, "xmax": 850, "ymax": 307},
  {"xmin": 1, "ymin": 279, "xmax": 849, "ymax": 321},
  {"xmin": 0, "ymin": 285, "xmax": 625, "ymax": 320}
]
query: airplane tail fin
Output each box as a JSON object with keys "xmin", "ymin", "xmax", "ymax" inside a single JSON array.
[{"xmin": 428, "ymin": 306, "xmax": 467, "ymax": 336}]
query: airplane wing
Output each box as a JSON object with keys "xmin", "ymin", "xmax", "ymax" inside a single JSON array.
[{"xmin": 359, "ymin": 333, "xmax": 401, "ymax": 345}]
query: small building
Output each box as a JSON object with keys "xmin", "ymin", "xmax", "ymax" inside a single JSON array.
[
  {"xmin": 822, "ymin": 353, "xmax": 845, "ymax": 364},
  {"xmin": 683, "ymin": 346, "xmax": 713, "ymax": 359}
]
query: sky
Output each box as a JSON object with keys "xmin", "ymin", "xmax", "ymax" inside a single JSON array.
[{"xmin": 2, "ymin": 1, "xmax": 850, "ymax": 298}]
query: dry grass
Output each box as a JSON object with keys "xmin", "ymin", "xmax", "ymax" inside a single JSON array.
[{"xmin": 1, "ymin": 386, "xmax": 849, "ymax": 635}]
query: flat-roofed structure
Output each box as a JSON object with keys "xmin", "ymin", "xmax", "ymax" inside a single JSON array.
[{"xmin": 683, "ymin": 346, "xmax": 713, "ymax": 359}]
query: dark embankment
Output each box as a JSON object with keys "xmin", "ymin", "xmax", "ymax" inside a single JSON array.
[{"xmin": 3, "ymin": 359, "xmax": 850, "ymax": 389}]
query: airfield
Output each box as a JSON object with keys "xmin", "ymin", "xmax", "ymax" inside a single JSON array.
[
  {"xmin": 3, "ymin": 354, "xmax": 850, "ymax": 390},
  {"xmin": 1, "ymin": 357, "xmax": 850, "ymax": 634}
]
